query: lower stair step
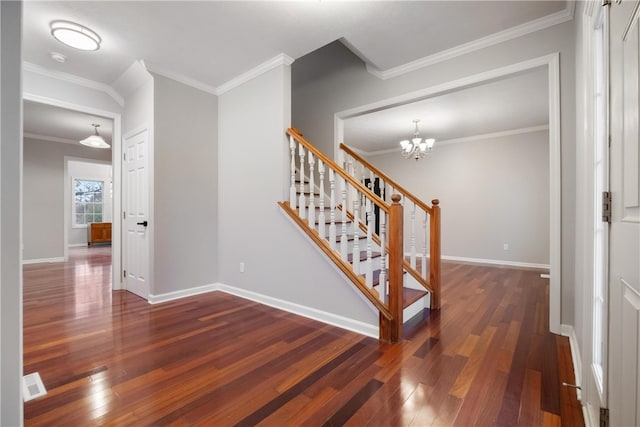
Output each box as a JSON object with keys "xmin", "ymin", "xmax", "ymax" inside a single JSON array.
[
  {"xmin": 347, "ymin": 251, "xmax": 381, "ymax": 263},
  {"xmin": 403, "ymin": 288, "xmax": 428, "ymax": 309}
]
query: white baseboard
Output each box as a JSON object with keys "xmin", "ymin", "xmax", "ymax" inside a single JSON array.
[
  {"xmin": 68, "ymin": 243, "xmax": 88, "ymax": 248},
  {"xmin": 147, "ymin": 281, "xmax": 381, "ymax": 339},
  {"xmin": 405, "ymin": 252, "xmax": 549, "ymax": 270},
  {"xmin": 148, "ymin": 284, "xmax": 217, "ymax": 304},
  {"xmin": 22, "ymin": 257, "xmax": 65, "ymax": 265},
  {"xmin": 560, "ymin": 324, "xmax": 583, "ymax": 402},
  {"xmin": 583, "ymin": 404, "xmax": 597, "ymax": 427},
  {"xmin": 216, "ymin": 283, "xmax": 379, "ymax": 339},
  {"xmin": 444, "ymin": 255, "xmax": 549, "ymax": 270}
]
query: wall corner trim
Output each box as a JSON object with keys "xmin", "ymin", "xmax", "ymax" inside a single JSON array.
[
  {"xmin": 365, "ymin": 4, "xmax": 574, "ymax": 80},
  {"xmin": 23, "ymin": 61, "xmax": 124, "ymax": 107},
  {"xmin": 216, "ymin": 53, "xmax": 295, "ymax": 96}
]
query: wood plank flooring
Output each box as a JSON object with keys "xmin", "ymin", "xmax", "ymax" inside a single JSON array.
[{"xmin": 23, "ymin": 246, "xmax": 584, "ymax": 426}]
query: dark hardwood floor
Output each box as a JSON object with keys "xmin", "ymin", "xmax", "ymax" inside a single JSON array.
[{"xmin": 23, "ymin": 246, "xmax": 583, "ymax": 426}]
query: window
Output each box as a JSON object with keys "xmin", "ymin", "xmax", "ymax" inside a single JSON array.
[{"xmin": 73, "ymin": 179, "xmax": 104, "ymax": 226}]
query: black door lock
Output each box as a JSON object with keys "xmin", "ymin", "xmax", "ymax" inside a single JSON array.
[{"xmin": 137, "ymin": 221, "xmax": 148, "ymax": 227}]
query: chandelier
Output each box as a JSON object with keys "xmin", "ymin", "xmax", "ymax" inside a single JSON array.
[{"xmin": 400, "ymin": 119, "xmax": 435, "ymax": 160}]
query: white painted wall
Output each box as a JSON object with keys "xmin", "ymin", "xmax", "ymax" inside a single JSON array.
[
  {"xmin": 152, "ymin": 74, "xmax": 218, "ymax": 295},
  {"xmin": 23, "ymin": 139, "xmax": 111, "ymax": 261},
  {"xmin": 218, "ymin": 65, "xmax": 377, "ymax": 327},
  {"xmin": 23, "ymin": 68, "xmax": 122, "ymax": 115},
  {"xmin": 292, "ymin": 20, "xmax": 577, "ymax": 324},
  {"xmin": 67, "ymin": 160, "xmax": 113, "ymax": 246},
  {"xmin": 1, "ymin": 2, "xmax": 23, "ymax": 424},
  {"xmin": 363, "ymin": 130, "xmax": 550, "ymax": 267}
]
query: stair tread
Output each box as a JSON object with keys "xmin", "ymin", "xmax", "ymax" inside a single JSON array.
[
  {"xmin": 367, "ymin": 270, "xmax": 427, "ymax": 308},
  {"xmin": 335, "ymin": 234, "xmax": 367, "ymax": 242},
  {"xmin": 403, "ymin": 288, "xmax": 428, "ymax": 308},
  {"xmin": 347, "ymin": 251, "xmax": 381, "ymax": 263},
  {"xmin": 315, "ymin": 218, "xmax": 350, "ymax": 225}
]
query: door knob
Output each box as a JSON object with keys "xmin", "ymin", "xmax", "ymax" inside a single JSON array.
[{"xmin": 137, "ymin": 221, "xmax": 148, "ymax": 227}]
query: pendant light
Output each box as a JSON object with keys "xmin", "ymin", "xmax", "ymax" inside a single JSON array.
[{"xmin": 79, "ymin": 124, "xmax": 110, "ymax": 149}]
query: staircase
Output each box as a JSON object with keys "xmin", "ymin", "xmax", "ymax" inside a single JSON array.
[{"xmin": 279, "ymin": 128, "xmax": 441, "ymax": 343}]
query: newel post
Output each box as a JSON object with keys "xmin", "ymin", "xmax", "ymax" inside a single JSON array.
[
  {"xmin": 385, "ymin": 194, "xmax": 404, "ymax": 343},
  {"xmin": 430, "ymin": 199, "xmax": 441, "ymax": 309}
]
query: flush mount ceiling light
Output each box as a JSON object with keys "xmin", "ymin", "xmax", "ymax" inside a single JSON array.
[
  {"xmin": 79, "ymin": 124, "xmax": 110, "ymax": 149},
  {"xmin": 400, "ymin": 119, "xmax": 435, "ymax": 161},
  {"xmin": 50, "ymin": 21, "xmax": 101, "ymax": 51}
]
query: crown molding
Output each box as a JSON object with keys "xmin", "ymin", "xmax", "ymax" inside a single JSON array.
[
  {"xmin": 145, "ymin": 64, "xmax": 218, "ymax": 96},
  {"xmin": 22, "ymin": 61, "xmax": 124, "ymax": 107},
  {"xmin": 359, "ymin": 124, "xmax": 550, "ymax": 156},
  {"xmin": 366, "ymin": 2, "xmax": 575, "ymax": 80},
  {"xmin": 24, "ymin": 132, "xmax": 79, "ymax": 145},
  {"xmin": 216, "ymin": 53, "xmax": 295, "ymax": 96}
]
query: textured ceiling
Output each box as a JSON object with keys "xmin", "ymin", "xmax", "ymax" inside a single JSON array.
[
  {"xmin": 23, "ymin": 100, "xmax": 113, "ymax": 146},
  {"xmin": 344, "ymin": 67, "xmax": 549, "ymax": 153},
  {"xmin": 22, "ymin": 1, "xmax": 564, "ymax": 149},
  {"xmin": 23, "ymin": 1, "xmax": 566, "ymax": 90}
]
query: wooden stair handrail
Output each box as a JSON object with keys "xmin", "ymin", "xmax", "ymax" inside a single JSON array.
[
  {"xmin": 289, "ymin": 128, "xmax": 389, "ymax": 214},
  {"xmin": 278, "ymin": 201, "xmax": 393, "ymax": 321},
  {"xmin": 340, "ymin": 143, "xmax": 434, "ymax": 214}
]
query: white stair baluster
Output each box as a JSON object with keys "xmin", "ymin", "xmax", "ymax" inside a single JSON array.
[
  {"xmin": 308, "ymin": 152, "xmax": 316, "ymax": 229},
  {"xmin": 340, "ymin": 177, "xmax": 348, "ymax": 260},
  {"xmin": 298, "ymin": 144, "xmax": 306, "ymax": 219},
  {"xmin": 410, "ymin": 202, "xmax": 417, "ymax": 269},
  {"xmin": 329, "ymin": 170, "xmax": 337, "ymax": 250},
  {"xmin": 365, "ymin": 199, "xmax": 373, "ymax": 288},
  {"xmin": 422, "ymin": 210, "xmax": 428, "ymax": 280},
  {"xmin": 379, "ymin": 211, "xmax": 387, "ymax": 303},
  {"xmin": 352, "ymin": 197, "xmax": 361, "ymax": 275},
  {"xmin": 318, "ymin": 160, "xmax": 326, "ymax": 239},
  {"xmin": 289, "ymin": 136, "xmax": 297, "ymax": 210}
]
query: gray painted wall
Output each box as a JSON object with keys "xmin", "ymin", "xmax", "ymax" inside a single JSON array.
[
  {"xmin": 23, "ymin": 138, "xmax": 111, "ymax": 260},
  {"xmin": 1, "ymin": 1, "xmax": 23, "ymax": 424},
  {"xmin": 363, "ymin": 130, "xmax": 550, "ymax": 266},
  {"xmin": 152, "ymin": 74, "xmax": 218, "ymax": 295},
  {"xmin": 292, "ymin": 21, "xmax": 577, "ymax": 324},
  {"xmin": 218, "ymin": 65, "xmax": 377, "ymax": 326}
]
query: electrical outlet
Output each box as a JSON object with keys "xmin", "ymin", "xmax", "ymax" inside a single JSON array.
[
  {"xmin": 239, "ymin": 262, "xmax": 245, "ymax": 273},
  {"xmin": 503, "ymin": 243, "xmax": 509, "ymax": 250}
]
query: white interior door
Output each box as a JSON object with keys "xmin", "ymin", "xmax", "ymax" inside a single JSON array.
[
  {"xmin": 123, "ymin": 129, "xmax": 150, "ymax": 299},
  {"xmin": 582, "ymin": 4, "xmax": 610, "ymax": 422},
  {"xmin": 608, "ymin": 1, "xmax": 640, "ymax": 425}
]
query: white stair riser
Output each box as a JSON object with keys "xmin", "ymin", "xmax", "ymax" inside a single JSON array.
[
  {"xmin": 351, "ymin": 257, "xmax": 382, "ymax": 275},
  {"xmin": 403, "ymin": 293, "xmax": 431, "ymax": 321}
]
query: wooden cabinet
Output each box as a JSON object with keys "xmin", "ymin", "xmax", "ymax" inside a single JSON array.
[{"xmin": 88, "ymin": 222, "xmax": 112, "ymax": 245}]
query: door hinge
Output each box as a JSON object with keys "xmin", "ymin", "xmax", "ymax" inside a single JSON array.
[
  {"xmin": 600, "ymin": 407, "xmax": 609, "ymax": 427},
  {"xmin": 123, "ymin": 269, "xmax": 127, "ymax": 278},
  {"xmin": 123, "ymin": 152, "xmax": 126, "ymax": 161},
  {"xmin": 123, "ymin": 211, "xmax": 126, "ymax": 220},
  {"xmin": 602, "ymin": 191, "xmax": 612, "ymax": 223}
]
